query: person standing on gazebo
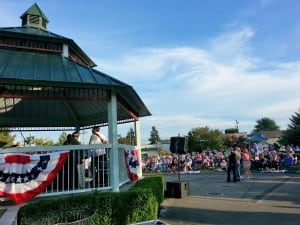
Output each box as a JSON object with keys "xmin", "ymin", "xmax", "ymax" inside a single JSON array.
[
  {"xmin": 55, "ymin": 131, "xmax": 82, "ymax": 190},
  {"xmin": 89, "ymin": 126, "xmax": 109, "ymax": 186}
]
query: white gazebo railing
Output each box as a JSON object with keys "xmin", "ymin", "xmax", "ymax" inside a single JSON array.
[{"xmin": 0, "ymin": 143, "xmax": 132, "ymax": 201}]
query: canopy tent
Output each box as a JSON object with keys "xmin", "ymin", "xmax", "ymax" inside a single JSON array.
[{"xmin": 247, "ymin": 135, "xmax": 267, "ymax": 142}]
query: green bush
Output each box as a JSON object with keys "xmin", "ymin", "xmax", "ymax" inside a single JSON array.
[
  {"xmin": 25, "ymin": 208, "xmax": 95, "ymax": 225},
  {"xmin": 129, "ymin": 176, "xmax": 164, "ymax": 204},
  {"xmin": 18, "ymin": 175, "xmax": 164, "ymax": 225}
]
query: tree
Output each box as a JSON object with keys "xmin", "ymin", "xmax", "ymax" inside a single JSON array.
[
  {"xmin": 126, "ymin": 128, "xmax": 136, "ymax": 145},
  {"xmin": 223, "ymin": 134, "xmax": 246, "ymax": 148},
  {"xmin": 252, "ymin": 117, "xmax": 280, "ymax": 135},
  {"xmin": 57, "ymin": 132, "xmax": 68, "ymax": 145},
  {"xmin": 225, "ymin": 128, "xmax": 239, "ymax": 134},
  {"xmin": 157, "ymin": 147, "xmax": 171, "ymax": 156},
  {"xmin": 117, "ymin": 135, "xmax": 128, "ymax": 144},
  {"xmin": 117, "ymin": 128, "xmax": 136, "ymax": 145},
  {"xmin": 280, "ymin": 108, "xmax": 300, "ymax": 146},
  {"xmin": 0, "ymin": 129, "xmax": 16, "ymax": 147},
  {"xmin": 187, "ymin": 126, "xmax": 224, "ymax": 152},
  {"xmin": 33, "ymin": 138, "xmax": 55, "ymax": 146},
  {"xmin": 148, "ymin": 126, "xmax": 161, "ymax": 144}
]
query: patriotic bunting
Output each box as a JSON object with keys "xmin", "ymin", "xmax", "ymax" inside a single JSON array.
[
  {"xmin": 124, "ymin": 149, "xmax": 139, "ymax": 181},
  {"xmin": 0, "ymin": 151, "xmax": 69, "ymax": 204}
]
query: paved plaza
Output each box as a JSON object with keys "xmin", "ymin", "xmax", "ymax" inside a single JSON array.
[
  {"xmin": 159, "ymin": 172, "xmax": 300, "ymax": 225},
  {"xmin": 1, "ymin": 172, "xmax": 299, "ymax": 225}
]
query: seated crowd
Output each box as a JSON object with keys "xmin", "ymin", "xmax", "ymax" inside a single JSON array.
[{"xmin": 142, "ymin": 145, "xmax": 299, "ymax": 173}]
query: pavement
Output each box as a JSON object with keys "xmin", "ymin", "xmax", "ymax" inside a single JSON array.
[
  {"xmin": 158, "ymin": 171, "xmax": 300, "ymax": 225},
  {"xmin": 1, "ymin": 171, "xmax": 299, "ymax": 225}
]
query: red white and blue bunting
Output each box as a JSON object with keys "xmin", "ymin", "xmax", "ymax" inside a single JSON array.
[
  {"xmin": 0, "ymin": 151, "xmax": 69, "ymax": 204},
  {"xmin": 124, "ymin": 149, "xmax": 139, "ymax": 181}
]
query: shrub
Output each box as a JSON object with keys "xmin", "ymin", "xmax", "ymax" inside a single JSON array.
[{"xmin": 18, "ymin": 175, "xmax": 164, "ymax": 225}]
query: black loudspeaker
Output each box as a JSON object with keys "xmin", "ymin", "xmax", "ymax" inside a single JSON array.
[
  {"xmin": 169, "ymin": 137, "xmax": 188, "ymax": 154},
  {"xmin": 165, "ymin": 181, "xmax": 189, "ymax": 198}
]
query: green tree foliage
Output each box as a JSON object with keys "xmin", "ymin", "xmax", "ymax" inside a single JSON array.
[
  {"xmin": 118, "ymin": 135, "xmax": 128, "ymax": 144},
  {"xmin": 252, "ymin": 117, "xmax": 280, "ymax": 135},
  {"xmin": 57, "ymin": 132, "xmax": 68, "ymax": 145},
  {"xmin": 187, "ymin": 126, "xmax": 224, "ymax": 152},
  {"xmin": 0, "ymin": 129, "xmax": 16, "ymax": 147},
  {"xmin": 157, "ymin": 147, "xmax": 171, "ymax": 156},
  {"xmin": 223, "ymin": 134, "xmax": 246, "ymax": 148},
  {"xmin": 118, "ymin": 128, "xmax": 136, "ymax": 145},
  {"xmin": 280, "ymin": 108, "xmax": 300, "ymax": 146},
  {"xmin": 33, "ymin": 138, "xmax": 55, "ymax": 146},
  {"xmin": 224, "ymin": 128, "xmax": 239, "ymax": 134},
  {"xmin": 148, "ymin": 126, "xmax": 161, "ymax": 144},
  {"xmin": 126, "ymin": 128, "xmax": 136, "ymax": 145},
  {"xmin": 24, "ymin": 136, "xmax": 35, "ymax": 146}
]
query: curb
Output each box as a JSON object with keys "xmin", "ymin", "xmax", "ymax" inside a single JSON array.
[{"xmin": 0, "ymin": 205, "xmax": 21, "ymax": 225}]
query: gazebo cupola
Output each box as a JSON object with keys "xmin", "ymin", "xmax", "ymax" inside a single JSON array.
[{"xmin": 20, "ymin": 3, "xmax": 49, "ymax": 30}]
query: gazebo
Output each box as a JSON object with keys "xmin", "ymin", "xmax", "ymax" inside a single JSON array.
[{"xmin": 0, "ymin": 3, "xmax": 151, "ymax": 200}]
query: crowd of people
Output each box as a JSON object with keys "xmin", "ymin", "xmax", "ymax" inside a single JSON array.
[
  {"xmin": 142, "ymin": 144, "xmax": 299, "ymax": 180},
  {"xmin": 60, "ymin": 129, "xmax": 299, "ymax": 187}
]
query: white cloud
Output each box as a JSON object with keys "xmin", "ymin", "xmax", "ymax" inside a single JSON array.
[
  {"xmin": 211, "ymin": 26, "xmax": 254, "ymax": 55},
  {"xmin": 93, "ymin": 25, "xmax": 300, "ymax": 138}
]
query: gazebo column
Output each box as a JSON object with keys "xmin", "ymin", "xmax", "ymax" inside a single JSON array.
[
  {"xmin": 134, "ymin": 119, "xmax": 143, "ymax": 178},
  {"xmin": 108, "ymin": 91, "xmax": 119, "ymax": 192}
]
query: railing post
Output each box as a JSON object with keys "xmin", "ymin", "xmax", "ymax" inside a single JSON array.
[{"xmin": 108, "ymin": 91, "xmax": 119, "ymax": 192}]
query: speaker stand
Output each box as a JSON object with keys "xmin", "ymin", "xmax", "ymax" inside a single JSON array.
[
  {"xmin": 175, "ymin": 138, "xmax": 181, "ymax": 182},
  {"xmin": 165, "ymin": 135, "xmax": 190, "ymax": 198}
]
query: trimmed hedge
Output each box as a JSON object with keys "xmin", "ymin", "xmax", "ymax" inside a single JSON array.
[
  {"xmin": 18, "ymin": 175, "xmax": 164, "ymax": 225},
  {"xmin": 129, "ymin": 176, "xmax": 164, "ymax": 204}
]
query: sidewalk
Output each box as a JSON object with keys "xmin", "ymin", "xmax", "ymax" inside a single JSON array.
[{"xmin": 159, "ymin": 172, "xmax": 300, "ymax": 225}]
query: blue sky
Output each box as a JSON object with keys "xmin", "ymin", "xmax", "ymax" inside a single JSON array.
[{"xmin": 1, "ymin": 0, "xmax": 300, "ymax": 144}]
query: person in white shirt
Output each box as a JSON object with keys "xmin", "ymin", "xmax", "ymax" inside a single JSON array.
[
  {"xmin": 89, "ymin": 126, "xmax": 109, "ymax": 186},
  {"xmin": 89, "ymin": 126, "xmax": 108, "ymax": 156}
]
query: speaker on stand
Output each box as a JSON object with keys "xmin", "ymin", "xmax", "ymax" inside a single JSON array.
[
  {"xmin": 165, "ymin": 136, "xmax": 189, "ymax": 198},
  {"xmin": 169, "ymin": 136, "xmax": 187, "ymax": 154}
]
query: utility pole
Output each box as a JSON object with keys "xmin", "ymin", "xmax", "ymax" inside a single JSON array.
[{"xmin": 235, "ymin": 120, "xmax": 239, "ymax": 132}]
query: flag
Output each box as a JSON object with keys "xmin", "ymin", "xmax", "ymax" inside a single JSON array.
[
  {"xmin": 124, "ymin": 149, "xmax": 139, "ymax": 181},
  {"xmin": 0, "ymin": 151, "xmax": 69, "ymax": 204}
]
